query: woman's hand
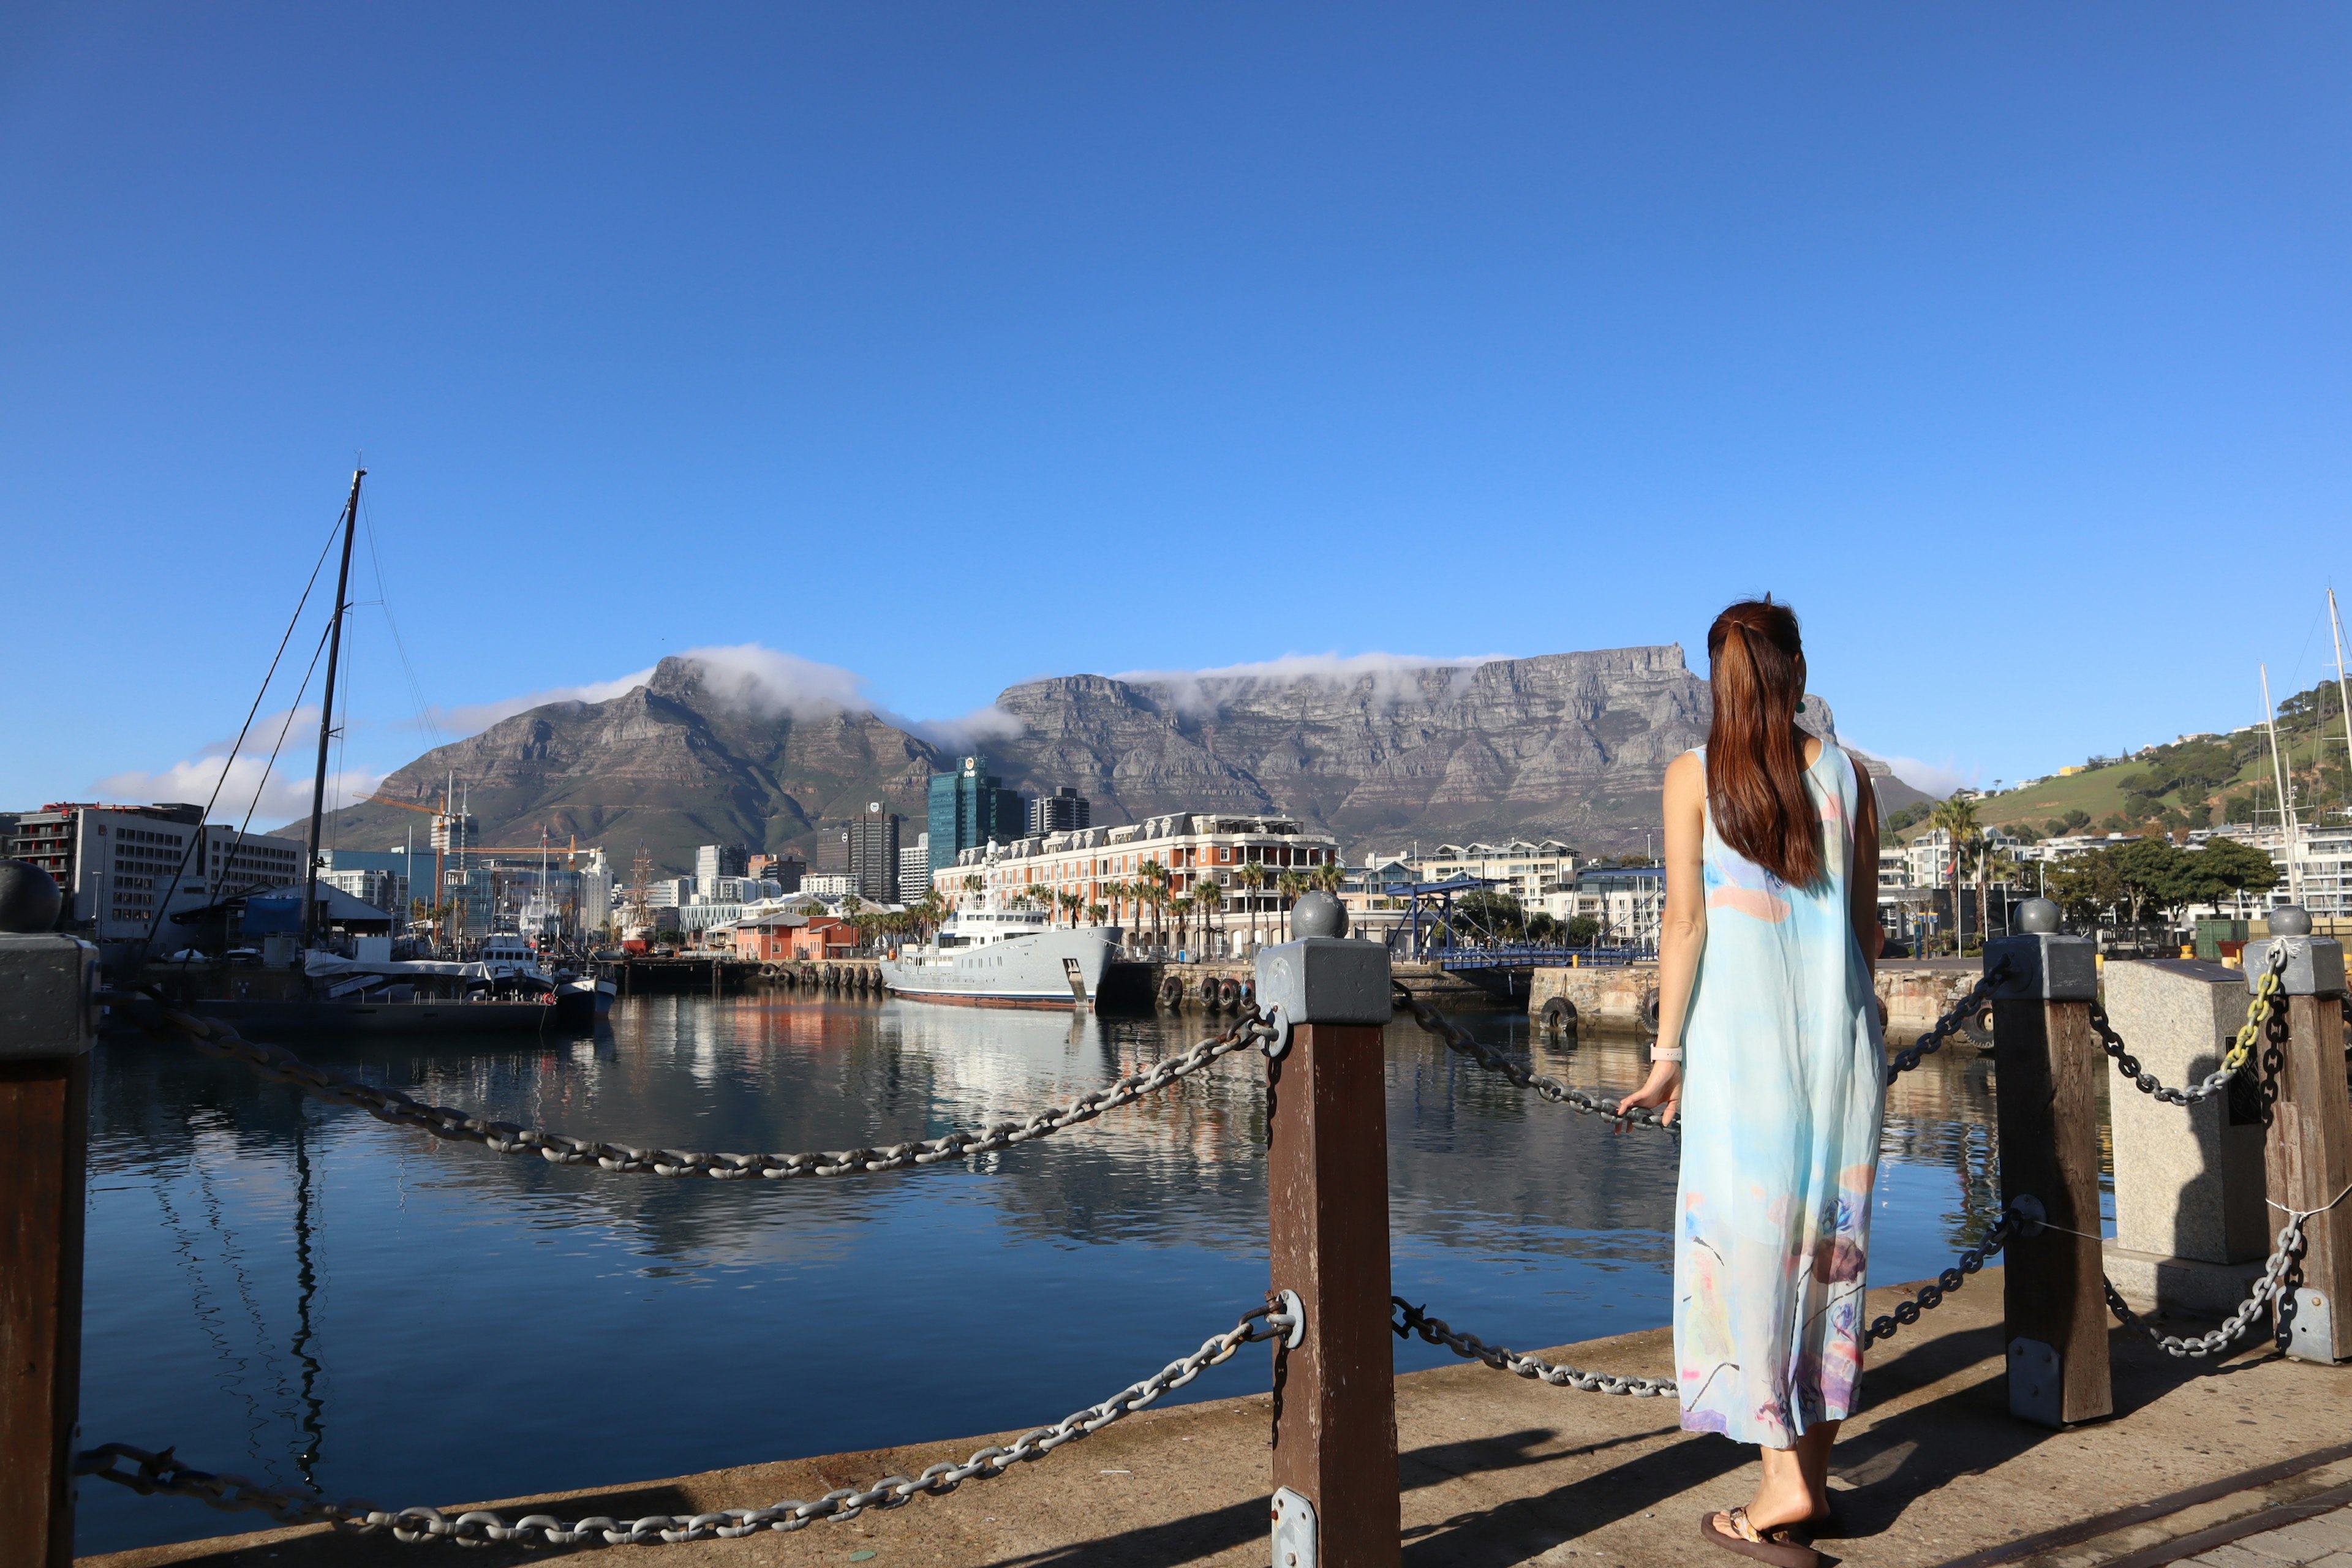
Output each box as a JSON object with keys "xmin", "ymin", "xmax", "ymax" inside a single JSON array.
[{"xmin": 1617, "ymin": 1061, "xmax": 1683, "ymax": 1128}]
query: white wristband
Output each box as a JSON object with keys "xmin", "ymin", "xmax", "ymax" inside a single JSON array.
[{"xmin": 1651, "ymin": 1046, "xmax": 1684, "ymax": 1063}]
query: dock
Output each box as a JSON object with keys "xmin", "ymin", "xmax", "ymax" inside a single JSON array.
[{"xmin": 78, "ymin": 1271, "xmax": 2352, "ymax": 1568}]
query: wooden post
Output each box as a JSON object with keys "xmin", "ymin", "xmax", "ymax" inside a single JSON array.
[
  {"xmin": 1986, "ymin": 902, "xmax": 2112, "ymax": 1426},
  {"xmin": 1258, "ymin": 894, "xmax": 1398, "ymax": 1568},
  {"xmin": 0, "ymin": 932, "xmax": 99, "ymax": 1568},
  {"xmin": 2248, "ymin": 908, "xmax": 2352, "ymax": 1362}
]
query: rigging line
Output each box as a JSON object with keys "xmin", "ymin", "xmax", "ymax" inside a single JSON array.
[
  {"xmin": 143, "ymin": 507, "xmax": 348, "ymax": 948},
  {"xmin": 211, "ymin": 619, "xmax": 337, "ymax": 910},
  {"xmin": 360, "ymin": 489, "xmax": 442, "ymax": 753}
]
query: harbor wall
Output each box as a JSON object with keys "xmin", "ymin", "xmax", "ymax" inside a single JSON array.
[{"xmin": 1528, "ymin": 961, "xmax": 1990, "ymax": 1037}]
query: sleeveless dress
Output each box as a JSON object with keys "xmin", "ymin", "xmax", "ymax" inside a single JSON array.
[{"xmin": 1674, "ymin": 740, "xmax": 1884, "ymax": 1447}]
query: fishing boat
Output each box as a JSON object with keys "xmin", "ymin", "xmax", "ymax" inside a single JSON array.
[{"xmin": 880, "ymin": 884, "xmax": 1121, "ymax": 1009}]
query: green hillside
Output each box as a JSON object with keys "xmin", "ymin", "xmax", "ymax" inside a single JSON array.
[{"xmin": 1962, "ymin": 677, "xmax": 2351, "ymax": 839}]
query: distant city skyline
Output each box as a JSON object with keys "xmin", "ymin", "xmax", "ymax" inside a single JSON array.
[{"xmin": 6, "ymin": 7, "xmax": 2348, "ymax": 812}]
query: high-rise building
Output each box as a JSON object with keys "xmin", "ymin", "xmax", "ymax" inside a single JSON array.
[
  {"xmin": 748, "ymin": 852, "xmax": 805, "ymax": 892},
  {"xmin": 1027, "ymin": 786, "xmax": 1091, "ymax": 835},
  {"xmin": 847, "ymin": 802, "xmax": 900, "ymax": 903},
  {"xmin": 928, "ymin": 755, "xmax": 1026, "ymax": 875},
  {"xmin": 899, "ymin": 834, "xmax": 931, "ymax": 904},
  {"xmin": 695, "ymin": 843, "xmax": 747, "ymax": 896}
]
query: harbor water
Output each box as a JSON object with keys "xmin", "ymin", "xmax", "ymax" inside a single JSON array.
[{"xmin": 80, "ymin": 993, "xmax": 2031, "ymax": 1555}]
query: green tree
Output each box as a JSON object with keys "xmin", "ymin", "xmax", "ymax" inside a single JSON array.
[
  {"xmin": 1276, "ymin": 871, "xmax": 1306, "ymax": 940},
  {"xmin": 1191, "ymin": 876, "xmax": 1225, "ymax": 956},
  {"xmin": 1565, "ymin": 913, "xmax": 1603, "ymax": 946},
  {"xmin": 1236, "ymin": 861, "xmax": 1268, "ymax": 950},
  {"xmin": 2183, "ymin": 837, "xmax": 2281, "ymax": 918},
  {"xmin": 1929, "ymin": 796, "xmax": 1982, "ymax": 953},
  {"xmin": 2107, "ymin": 839, "xmax": 2187, "ymax": 924}
]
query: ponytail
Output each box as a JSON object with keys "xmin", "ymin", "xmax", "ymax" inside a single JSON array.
[{"xmin": 1704, "ymin": 599, "xmax": 1822, "ymax": 887}]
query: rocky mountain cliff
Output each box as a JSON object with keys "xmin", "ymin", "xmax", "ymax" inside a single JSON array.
[{"xmin": 307, "ymin": 646, "xmax": 1928, "ymax": 875}]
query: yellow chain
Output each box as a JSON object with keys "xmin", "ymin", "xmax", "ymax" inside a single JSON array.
[{"xmin": 2221, "ymin": 961, "xmax": 2286, "ymax": 1077}]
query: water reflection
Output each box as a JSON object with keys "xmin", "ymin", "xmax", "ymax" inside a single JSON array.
[{"xmin": 81, "ymin": 996, "xmax": 2023, "ymax": 1555}]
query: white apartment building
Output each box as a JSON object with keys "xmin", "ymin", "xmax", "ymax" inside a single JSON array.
[
  {"xmin": 4, "ymin": 804, "xmax": 307, "ymax": 942},
  {"xmin": 937, "ymin": 813, "xmax": 1342, "ymax": 958},
  {"xmin": 2211, "ymin": 821, "xmax": 2352, "ymax": 918},
  {"xmin": 802, "ymin": 874, "xmax": 858, "ymax": 899},
  {"xmin": 321, "ymin": 868, "xmax": 406, "ymax": 919},
  {"xmin": 1407, "ymin": 840, "xmax": 1577, "ymax": 905}
]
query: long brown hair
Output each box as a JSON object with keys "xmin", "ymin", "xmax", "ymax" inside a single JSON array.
[{"xmin": 1705, "ymin": 598, "xmax": 1822, "ymax": 887}]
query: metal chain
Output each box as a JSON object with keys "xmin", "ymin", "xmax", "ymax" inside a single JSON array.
[
  {"xmin": 1390, "ymin": 1298, "xmax": 1679, "ymax": 1395},
  {"xmin": 2085, "ymin": 943, "xmax": 2288, "ymax": 1106},
  {"xmin": 2105, "ymin": 1219, "xmax": 2305, "ymax": 1359},
  {"xmin": 1392, "ymin": 1204, "xmax": 2027, "ymax": 1401},
  {"xmin": 1390, "ymin": 982, "xmax": 1676, "ymax": 1133},
  {"xmin": 1885, "ymin": 958, "xmax": 2011, "ymax": 1082},
  {"xmin": 77, "ymin": 1297, "xmax": 1301, "ymax": 1545},
  {"xmin": 116, "ymin": 992, "xmax": 1275, "ymax": 1178},
  {"xmin": 1863, "ymin": 1210, "xmax": 2015, "ymax": 1344}
]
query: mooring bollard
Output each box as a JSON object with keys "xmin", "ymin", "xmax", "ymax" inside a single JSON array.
[
  {"xmin": 1257, "ymin": 892, "xmax": 1400, "ymax": 1568},
  {"xmin": 1985, "ymin": 897, "xmax": 2112, "ymax": 1427},
  {"xmin": 2244, "ymin": 906, "xmax": 2352, "ymax": 1363},
  {"xmin": 0, "ymin": 863, "xmax": 99, "ymax": 1568}
]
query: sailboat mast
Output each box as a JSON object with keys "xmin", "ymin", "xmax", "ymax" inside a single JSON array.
[
  {"xmin": 2330, "ymin": 589, "xmax": 2352, "ymax": 813},
  {"xmin": 2261, "ymin": 662, "xmax": 2303, "ymax": 905},
  {"xmin": 303, "ymin": 468, "xmax": 364, "ymax": 948}
]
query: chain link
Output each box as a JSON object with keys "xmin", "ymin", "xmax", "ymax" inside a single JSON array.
[
  {"xmin": 116, "ymin": 992, "xmax": 1273, "ymax": 1178},
  {"xmin": 1390, "ymin": 982, "xmax": 1676, "ymax": 1132},
  {"xmin": 77, "ymin": 1298, "xmax": 1300, "ymax": 1545},
  {"xmin": 2086, "ymin": 943, "xmax": 2288, "ymax": 1106},
  {"xmin": 1392, "ymin": 1204, "xmax": 2027, "ymax": 1400},
  {"xmin": 1885, "ymin": 959, "xmax": 2011, "ymax": 1082},
  {"xmin": 2105, "ymin": 1219, "xmax": 2305, "ymax": 1359},
  {"xmin": 1390, "ymin": 1298, "xmax": 1679, "ymax": 1395},
  {"xmin": 1863, "ymin": 1211, "xmax": 2015, "ymax": 1344}
]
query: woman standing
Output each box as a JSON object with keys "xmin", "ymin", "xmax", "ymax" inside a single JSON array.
[{"xmin": 1619, "ymin": 598, "xmax": 1883, "ymax": 1568}]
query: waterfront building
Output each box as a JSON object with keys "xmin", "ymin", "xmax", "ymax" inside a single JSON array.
[
  {"xmin": 2209, "ymin": 820, "xmax": 2352, "ymax": 919},
  {"xmin": 3, "ymin": 803, "xmax": 306, "ymax": 943},
  {"xmin": 748, "ymin": 852, "xmax": 804, "ymax": 892},
  {"xmin": 929, "ymin": 755, "xmax": 1027, "ymax": 875},
  {"xmin": 1558, "ymin": 865, "xmax": 1667, "ymax": 949},
  {"xmin": 899, "ymin": 835, "xmax": 931, "ymax": 905},
  {"xmin": 937, "ymin": 813, "xmax": 1341, "ymax": 959},
  {"xmin": 695, "ymin": 843, "xmax": 747, "ymax": 896},
  {"xmin": 1027, "ymin": 786, "xmax": 1091, "ymax": 835},
  {"xmin": 322, "ymin": 868, "xmax": 407, "ymax": 921},
  {"xmin": 802, "ymin": 873, "xmax": 858, "ymax": 899},
  {"xmin": 847, "ymin": 802, "xmax": 901, "ymax": 903},
  {"xmin": 1406, "ymin": 840, "xmax": 1578, "ymax": 907},
  {"xmin": 643, "ymin": 878, "xmax": 689, "ymax": 908}
]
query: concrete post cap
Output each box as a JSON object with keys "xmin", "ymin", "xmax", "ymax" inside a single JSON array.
[
  {"xmin": 0, "ymin": 858, "xmax": 61, "ymax": 934},
  {"xmin": 2267, "ymin": 905, "xmax": 2313, "ymax": 937},
  {"xmin": 2016, "ymin": 898, "xmax": 2061, "ymax": 935},
  {"xmin": 0, "ymin": 933, "xmax": 98, "ymax": 1059},
  {"xmin": 1292, "ymin": 891, "xmax": 1348, "ymax": 940},
  {"xmin": 1256, "ymin": 937, "xmax": 1390, "ymax": 1026}
]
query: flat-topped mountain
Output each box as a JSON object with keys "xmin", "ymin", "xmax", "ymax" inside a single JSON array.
[{"xmin": 305, "ymin": 646, "xmax": 1927, "ymax": 875}]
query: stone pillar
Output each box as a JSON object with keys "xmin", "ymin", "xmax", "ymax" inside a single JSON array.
[
  {"xmin": 2244, "ymin": 907, "xmax": 2352, "ymax": 1363},
  {"xmin": 2101, "ymin": 959, "xmax": 2271, "ymax": 1314}
]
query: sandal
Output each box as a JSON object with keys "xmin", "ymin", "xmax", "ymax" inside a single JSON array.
[{"xmin": 1697, "ymin": 1506, "xmax": 1822, "ymax": 1567}]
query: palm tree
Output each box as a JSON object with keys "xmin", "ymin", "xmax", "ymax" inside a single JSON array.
[
  {"xmin": 1236, "ymin": 861, "xmax": 1268, "ymax": 951},
  {"xmin": 1193, "ymin": 875, "xmax": 1226, "ymax": 957},
  {"xmin": 1139, "ymin": 858, "xmax": 1168, "ymax": 949},
  {"xmin": 1058, "ymin": 888, "xmax": 1083, "ymax": 926},
  {"xmin": 1276, "ymin": 871, "xmax": 1306, "ymax": 940},
  {"xmin": 1086, "ymin": 901, "xmax": 1109, "ymax": 926},
  {"xmin": 1928, "ymin": 796, "xmax": 1982, "ymax": 955},
  {"xmin": 1170, "ymin": 893, "xmax": 1195, "ymax": 957}
]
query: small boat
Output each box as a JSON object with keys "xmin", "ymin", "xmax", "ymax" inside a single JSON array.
[{"xmin": 881, "ymin": 886, "xmax": 1121, "ymax": 1009}]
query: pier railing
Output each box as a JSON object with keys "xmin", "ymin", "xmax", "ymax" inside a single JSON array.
[{"xmin": 10, "ymin": 883, "xmax": 2351, "ymax": 1568}]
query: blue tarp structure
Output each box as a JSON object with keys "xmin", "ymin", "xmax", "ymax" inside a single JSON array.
[{"xmin": 240, "ymin": 897, "xmax": 301, "ymax": 933}]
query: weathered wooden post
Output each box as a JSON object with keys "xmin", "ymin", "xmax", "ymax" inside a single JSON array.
[
  {"xmin": 1257, "ymin": 892, "xmax": 1398, "ymax": 1568},
  {"xmin": 2244, "ymin": 906, "xmax": 2352, "ymax": 1363},
  {"xmin": 1985, "ymin": 897, "xmax": 2111, "ymax": 1426},
  {"xmin": 0, "ymin": 863, "xmax": 98, "ymax": 1568}
]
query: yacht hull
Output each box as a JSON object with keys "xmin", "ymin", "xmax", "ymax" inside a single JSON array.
[{"xmin": 881, "ymin": 928, "xmax": 1118, "ymax": 1009}]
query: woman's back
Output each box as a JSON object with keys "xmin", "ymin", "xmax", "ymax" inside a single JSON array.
[{"xmin": 1675, "ymin": 735, "xmax": 1885, "ymax": 1446}]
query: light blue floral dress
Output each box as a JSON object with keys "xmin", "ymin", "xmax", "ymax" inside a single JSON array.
[{"xmin": 1674, "ymin": 741, "xmax": 1883, "ymax": 1446}]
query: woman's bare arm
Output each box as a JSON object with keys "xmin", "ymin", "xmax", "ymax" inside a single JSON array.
[
  {"xmin": 1618, "ymin": 750, "xmax": 1706, "ymax": 1126},
  {"xmin": 1850, "ymin": 763, "xmax": 1883, "ymax": 978}
]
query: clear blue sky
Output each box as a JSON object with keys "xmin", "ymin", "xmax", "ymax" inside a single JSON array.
[{"xmin": 6, "ymin": 5, "xmax": 2348, "ymax": 818}]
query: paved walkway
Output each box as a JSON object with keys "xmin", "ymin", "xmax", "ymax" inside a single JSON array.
[{"xmin": 83, "ymin": 1270, "xmax": 2352, "ymax": 1568}]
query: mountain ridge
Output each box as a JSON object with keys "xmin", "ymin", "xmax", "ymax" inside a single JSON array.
[{"xmin": 297, "ymin": 645, "xmax": 1930, "ymax": 876}]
